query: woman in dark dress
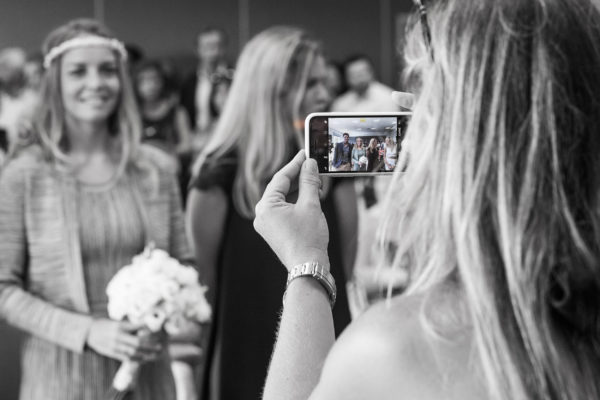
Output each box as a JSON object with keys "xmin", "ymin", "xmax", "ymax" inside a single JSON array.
[
  {"xmin": 133, "ymin": 60, "xmax": 191, "ymax": 158},
  {"xmin": 186, "ymin": 26, "xmax": 354, "ymax": 400},
  {"xmin": 366, "ymin": 138, "xmax": 380, "ymax": 172}
]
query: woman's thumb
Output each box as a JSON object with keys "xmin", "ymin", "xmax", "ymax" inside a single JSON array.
[{"xmin": 298, "ymin": 158, "xmax": 321, "ymax": 205}]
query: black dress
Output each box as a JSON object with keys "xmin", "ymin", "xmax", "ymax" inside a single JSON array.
[{"xmin": 191, "ymin": 155, "xmax": 351, "ymax": 400}]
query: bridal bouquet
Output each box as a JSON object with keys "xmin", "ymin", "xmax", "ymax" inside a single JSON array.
[{"xmin": 106, "ymin": 243, "xmax": 211, "ymax": 391}]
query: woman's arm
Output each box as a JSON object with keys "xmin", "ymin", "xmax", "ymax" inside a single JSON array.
[
  {"xmin": 264, "ymin": 277, "xmax": 334, "ymax": 400},
  {"xmin": 167, "ymin": 170, "xmax": 194, "ymax": 264},
  {"xmin": 174, "ymin": 106, "xmax": 193, "ymax": 155},
  {"xmin": 254, "ymin": 151, "xmax": 335, "ymax": 400},
  {"xmin": 351, "ymin": 148, "xmax": 359, "ymax": 167},
  {"xmin": 185, "ymin": 186, "xmax": 229, "ymax": 393},
  {"xmin": 185, "ymin": 187, "xmax": 228, "ymax": 308},
  {"xmin": 0, "ymin": 162, "xmax": 94, "ymax": 353}
]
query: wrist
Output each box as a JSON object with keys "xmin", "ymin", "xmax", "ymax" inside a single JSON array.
[
  {"xmin": 286, "ymin": 251, "xmax": 329, "ymax": 272},
  {"xmin": 285, "ymin": 261, "xmax": 336, "ymax": 308}
]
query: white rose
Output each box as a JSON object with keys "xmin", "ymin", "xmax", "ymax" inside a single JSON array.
[{"xmin": 143, "ymin": 307, "xmax": 167, "ymax": 332}]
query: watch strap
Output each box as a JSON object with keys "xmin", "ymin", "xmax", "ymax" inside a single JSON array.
[{"xmin": 285, "ymin": 261, "xmax": 336, "ymax": 308}]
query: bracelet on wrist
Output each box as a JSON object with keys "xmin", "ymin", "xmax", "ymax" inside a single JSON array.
[{"xmin": 284, "ymin": 261, "xmax": 336, "ymax": 308}]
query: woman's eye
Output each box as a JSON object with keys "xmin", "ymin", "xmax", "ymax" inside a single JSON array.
[
  {"xmin": 68, "ymin": 68, "xmax": 85, "ymax": 77},
  {"xmin": 100, "ymin": 65, "xmax": 118, "ymax": 76},
  {"xmin": 306, "ymin": 78, "xmax": 319, "ymax": 89}
]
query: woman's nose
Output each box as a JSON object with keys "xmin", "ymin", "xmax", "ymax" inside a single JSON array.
[{"xmin": 85, "ymin": 69, "xmax": 104, "ymax": 88}]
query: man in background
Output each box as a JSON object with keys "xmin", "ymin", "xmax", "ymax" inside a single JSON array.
[
  {"xmin": 331, "ymin": 54, "xmax": 398, "ymax": 113},
  {"xmin": 332, "ymin": 132, "xmax": 353, "ymax": 171},
  {"xmin": 181, "ymin": 27, "xmax": 232, "ymax": 140}
]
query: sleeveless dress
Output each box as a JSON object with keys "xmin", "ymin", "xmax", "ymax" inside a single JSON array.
[
  {"xmin": 385, "ymin": 145, "xmax": 397, "ymax": 171},
  {"xmin": 191, "ymin": 154, "xmax": 351, "ymax": 400}
]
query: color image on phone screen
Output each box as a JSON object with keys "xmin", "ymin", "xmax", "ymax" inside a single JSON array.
[{"xmin": 307, "ymin": 114, "xmax": 410, "ymax": 175}]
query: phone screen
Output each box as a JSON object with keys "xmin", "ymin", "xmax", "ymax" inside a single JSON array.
[{"xmin": 306, "ymin": 113, "xmax": 411, "ymax": 175}]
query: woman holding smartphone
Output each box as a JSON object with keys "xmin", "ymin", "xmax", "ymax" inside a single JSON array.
[
  {"xmin": 187, "ymin": 26, "xmax": 353, "ymax": 400},
  {"xmin": 254, "ymin": 0, "xmax": 600, "ymax": 398},
  {"xmin": 0, "ymin": 19, "xmax": 191, "ymax": 400}
]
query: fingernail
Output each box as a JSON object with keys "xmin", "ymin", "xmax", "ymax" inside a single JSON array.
[{"xmin": 304, "ymin": 158, "xmax": 317, "ymax": 172}]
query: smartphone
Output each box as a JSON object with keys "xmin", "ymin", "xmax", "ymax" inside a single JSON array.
[{"xmin": 305, "ymin": 112, "xmax": 411, "ymax": 176}]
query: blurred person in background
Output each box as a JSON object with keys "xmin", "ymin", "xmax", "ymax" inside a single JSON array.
[
  {"xmin": 133, "ymin": 60, "xmax": 192, "ymax": 173},
  {"xmin": 180, "ymin": 27, "xmax": 232, "ymax": 145},
  {"xmin": 383, "ymin": 136, "xmax": 397, "ymax": 171},
  {"xmin": 0, "ymin": 18, "xmax": 193, "ymax": 400},
  {"xmin": 351, "ymin": 137, "xmax": 366, "ymax": 171},
  {"xmin": 186, "ymin": 26, "xmax": 353, "ymax": 400},
  {"xmin": 23, "ymin": 51, "xmax": 43, "ymax": 92},
  {"xmin": 331, "ymin": 54, "xmax": 398, "ymax": 113},
  {"xmin": 133, "ymin": 59, "xmax": 193, "ymax": 206},
  {"xmin": 0, "ymin": 47, "xmax": 39, "ymax": 157},
  {"xmin": 365, "ymin": 138, "xmax": 380, "ymax": 172},
  {"xmin": 332, "ymin": 132, "xmax": 353, "ymax": 171},
  {"xmin": 255, "ymin": 0, "xmax": 600, "ymax": 398}
]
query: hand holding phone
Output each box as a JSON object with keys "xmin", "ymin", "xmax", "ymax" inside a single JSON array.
[{"xmin": 304, "ymin": 112, "xmax": 411, "ymax": 176}]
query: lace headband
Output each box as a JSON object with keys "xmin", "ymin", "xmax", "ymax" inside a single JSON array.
[{"xmin": 43, "ymin": 35, "xmax": 128, "ymax": 68}]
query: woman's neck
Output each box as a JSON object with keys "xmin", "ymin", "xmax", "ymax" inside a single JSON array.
[{"xmin": 65, "ymin": 119, "xmax": 112, "ymax": 155}]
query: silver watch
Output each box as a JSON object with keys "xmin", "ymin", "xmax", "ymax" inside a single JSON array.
[{"xmin": 286, "ymin": 261, "xmax": 336, "ymax": 308}]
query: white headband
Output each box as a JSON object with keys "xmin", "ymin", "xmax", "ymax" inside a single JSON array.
[{"xmin": 43, "ymin": 35, "xmax": 127, "ymax": 69}]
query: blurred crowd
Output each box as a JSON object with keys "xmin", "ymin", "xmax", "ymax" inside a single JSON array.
[{"xmin": 0, "ymin": 26, "xmax": 400, "ymax": 203}]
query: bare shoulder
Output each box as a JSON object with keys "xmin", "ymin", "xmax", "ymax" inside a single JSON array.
[{"xmin": 310, "ymin": 293, "xmax": 488, "ymax": 400}]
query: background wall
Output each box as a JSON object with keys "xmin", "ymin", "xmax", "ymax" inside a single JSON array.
[
  {"xmin": 0, "ymin": 1, "xmax": 413, "ymax": 398},
  {"xmin": 0, "ymin": 0, "xmax": 413, "ymax": 86}
]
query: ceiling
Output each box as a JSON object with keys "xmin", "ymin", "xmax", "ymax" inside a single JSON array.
[{"xmin": 329, "ymin": 116, "xmax": 397, "ymax": 137}]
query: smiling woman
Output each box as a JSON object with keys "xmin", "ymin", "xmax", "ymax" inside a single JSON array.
[
  {"xmin": 0, "ymin": 19, "xmax": 192, "ymax": 400},
  {"xmin": 60, "ymin": 47, "xmax": 121, "ymax": 126}
]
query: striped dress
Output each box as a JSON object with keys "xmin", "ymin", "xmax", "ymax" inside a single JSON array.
[
  {"xmin": 18, "ymin": 172, "xmax": 176, "ymax": 400},
  {"xmin": 0, "ymin": 146, "xmax": 187, "ymax": 400}
]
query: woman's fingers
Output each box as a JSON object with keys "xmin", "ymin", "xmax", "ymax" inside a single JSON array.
[
  {"xmin": 116, "ymin": 331, "xmax": 162, "ymax": 361},
  {"xmin": 391, "ymin": 91, "xmax": 415, "ymax": 110}
]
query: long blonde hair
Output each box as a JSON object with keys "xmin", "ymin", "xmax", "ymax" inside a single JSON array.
[
  {"xmin": 194, "ymin": 26, "xmax": 321, "ymax": 218},
  {"xmin": 34, "ymin": 18, "xmax": 141, "ymax": 173},
  {"xmin": 368, "ymin": 138, "xmax": 378, "ymax": 152},
  {"xmin": 383, "ymin": 0, "xmax": 600, "ymax": 398}
]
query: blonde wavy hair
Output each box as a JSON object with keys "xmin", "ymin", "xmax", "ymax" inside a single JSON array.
[
  {"xmin": 34, "ymin": 18, "xmax": 141, "ymax": 174},
  {"xmin": 382, "ymin": 0, "xmax": 600, "ymax": 398},
  {"xmin": 194, "ymin": 26, "xmax": 322, "ymax": 218}
]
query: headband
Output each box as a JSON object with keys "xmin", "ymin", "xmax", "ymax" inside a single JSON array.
[{"xmin": 43, "ymin": 35, "xmax": 128, "ymax": 69}]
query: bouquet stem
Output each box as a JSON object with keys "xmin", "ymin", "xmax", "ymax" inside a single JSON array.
[{"xmin": 112, "ymin": 360, "xmax": 141, "ymax": 391}]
